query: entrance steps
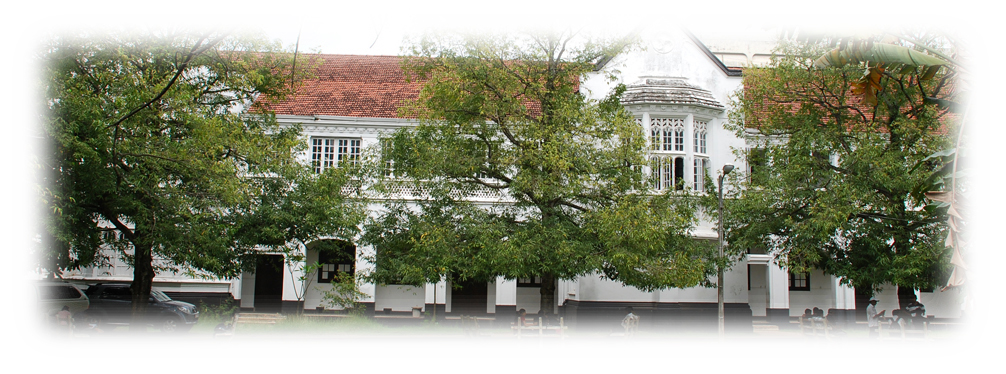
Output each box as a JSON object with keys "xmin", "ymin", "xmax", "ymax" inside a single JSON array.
[
  {"xmin": 234, "ymin": 313, "xmax": 287, "ymax": 325},
  {"xmin": 752, "ymin": 320, "xmax": 780, "ymax": 332}
]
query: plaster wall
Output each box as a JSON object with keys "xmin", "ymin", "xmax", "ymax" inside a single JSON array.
[
  {"xmin": 516, "ymin": 287, "xmax": 543, "ymax": 314},
  {"xmin": 788, "ymin": 270, "xmax": 840, "ymax": 315},
  {"xmin": 374, "ymin": 285, "xmax": 425, "ymax": 312},
  {"xmin": 574, "ymin": 265, "xmax": 748, "ymax": 304},
  {"xmin": 871, "ymin": 284, "xmax": 963, "ymax": 319},
  {"xmin": 748, "ymin": 264, "xmax": 768, "ymax": 316},
  {"xmin": 240, "ymin": 270, "xmax": 255, "ymax": 309}
]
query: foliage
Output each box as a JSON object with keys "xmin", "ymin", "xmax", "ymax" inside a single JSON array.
[
  {"xmin": 360, "ymin": 30, "xmax": 711, "ymax": 314},
  {"xmin": 319, "ymin": 271, "xmax": 370, "ymax": 314},
  {"xmin": 39, "ymin": 31, "xmax": 362, "ymax": 316},
  {"xmin": 197, "ymin": 298, "xmax": 238, "ymax": 321},
  {"xmin": 727, "ymin": 32, "xmax": 960, "ymax": 293}
]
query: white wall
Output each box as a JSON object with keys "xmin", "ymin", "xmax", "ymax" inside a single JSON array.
[
  {"xmin": 374, "ymin": 285, "xmax": 425, "ymax": 312},
  {"xmin": 788, "ymin": 270, "xmax": 840, "ymax": 315},
  {"xmin": 516, "ymin": 287, "xmax": 543, "ymax": 314},
  {"xmin": 573, "ymin": 265, "xmax": 748, "ymax": 304},
  {"xmin": 871, "ymin": 283, "xmax": 963, "ymax": 319},
  {"xmin": 748, "ymin": 264, "xmax": 768, "ymax": 316}
]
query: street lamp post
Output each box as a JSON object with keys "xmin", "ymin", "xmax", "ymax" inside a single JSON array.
[{"xmin": 717, "ymin": 163, "xmax": 734, "ymax": 338}]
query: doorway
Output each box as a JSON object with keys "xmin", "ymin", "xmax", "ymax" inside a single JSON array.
[
  {"xmin": 450, "ymin": 279, "xmax": 488, "ymax": 316},
  {"xmin": 254, "ymin": 254, "xmax": 284, "ymax": 313}
]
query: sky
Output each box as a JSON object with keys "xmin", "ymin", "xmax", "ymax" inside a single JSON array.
[{"xmin": 3, "ymin": 0, "xmax": 1001, "ymax": 370}]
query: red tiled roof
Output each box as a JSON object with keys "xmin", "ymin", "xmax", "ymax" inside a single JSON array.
[{"xmin": 255, "ymin": 54, "xmax": 421, "ymax": 119}]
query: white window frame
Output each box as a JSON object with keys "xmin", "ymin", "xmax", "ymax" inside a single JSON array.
[
  {"xmin": 650, "ymin": 118, "xmax": 685, "ymax": 152},
  {"xmin": 650, "ymin": 154, "xmax": 685, "ymax": 191},
  {"xmin": 693, "ymin": 157, "xmax": 709, "ymax": 191},
  {"xmin": 693, "ymin": 120, "xmax": 708, "ymax": 154},
  {"xmin": 311, "ymin": 137, "xmax": 361, "ymax": 173}
]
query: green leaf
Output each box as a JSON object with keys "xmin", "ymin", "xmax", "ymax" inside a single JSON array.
[{"xmin": 814, "ymin": 43, "xmax": 947, "ymax": 69}]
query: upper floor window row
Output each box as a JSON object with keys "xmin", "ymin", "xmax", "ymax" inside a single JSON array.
[
  {"xmin": 311, "ymin": 137, "xmax": 360, "ymax": 173},
  {"xmin": 651, "ymin": 118, "xmax": 685, "ymax": 152},
  {"xmin": 649, "ymin": 117, "xmax": 710, "ymax": 154}
]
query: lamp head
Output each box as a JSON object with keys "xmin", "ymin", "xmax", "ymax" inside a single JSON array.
[{"xmin": 723, "ymin": 163, "xmax": 734, "ymax": 174}]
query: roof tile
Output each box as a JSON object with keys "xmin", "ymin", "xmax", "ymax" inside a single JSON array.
[{"xmin": 256, "ymin": 54, "xmax": 421, "ymax": 119}]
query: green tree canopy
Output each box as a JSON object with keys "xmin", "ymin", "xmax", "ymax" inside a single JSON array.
[
  {"xmin": 360, "ymin": 31, "xmax": 712, "ymax": 314},
  {"xmin": 727, "ymin": 32, "xmax": 960, "ymax": 295},
  {"xmin": 39, "ymin": 32, "xmax": 364, "ymax": 320}
]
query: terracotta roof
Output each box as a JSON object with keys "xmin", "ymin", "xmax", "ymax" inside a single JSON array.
[
  {"xmin": 741, "ymin": 69, "xmax": 956, "ymax": 134},
  {"xmin": 255, "ymin": 54, "xmax": 421, "ymax": 119}
]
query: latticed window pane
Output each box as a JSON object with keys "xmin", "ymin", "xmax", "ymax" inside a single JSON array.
[
  {"xmin": 650, "ymin": 156, "xmax": 663, "ymax": 190},
  {"xmin": 338, "ymin": 139, "xmax": 361, "ymax": 165},
  {"xmin": 789, "ymin": 271, "xmax": 810, "ymax": 291},
  {"xmin": 693, "ymin": 157, "xmax": 708, "ymax": 190},
  {"xmin": 674, "ymin": 128, "xmax": 684, "ymax": 151},
  {"xmin": 650, "ymin": 118, "xmax": 685, "ymax": 152},
  {"xmin": 311, "ymin": 137, "xmax": 361, "ymax": 173},
  {"xmin": 380, "ymin": 138, "xmax": 395, "ymax": 177},
  {"xmin": 694, "ymin": 120, "xmax": 707, "ymax": 154},
  {"xmin": 650, "ymin": 155, "xmax": 685, "ymax": 191}
]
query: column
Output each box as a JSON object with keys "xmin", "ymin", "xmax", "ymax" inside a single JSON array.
[
  {"xmin": 766, "ymin": 262, "xmax": 791, "ymax": 324},
  {"xmin": 424, "ymin": 279, "xmax": 446, "ymax": 318},
  {"xmin": 834, "ymin": 277, "xmax": 857, "ymax": 325},
  {"xmin": 685, "ymin": 113, "xmax": 694, "ymax": 186},
  {"xmin": 495, "ymin": 277, "xmax": 517, "ymax": 319}
]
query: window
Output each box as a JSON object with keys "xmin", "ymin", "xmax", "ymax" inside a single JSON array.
[
  {"xmin": 650, "ymin": 155, "xmax": 685, "ymax": 191},
  {"xmin": 650, "ymin": 118, "xmax": 685, "ymax": 151},
  {"xmin": 100, "ymin": 286, "xmax": 132, "ymax": 300},
  {"xmin": 747, "ymin": 148, "xmax": 768, "ymax": 184},
  {"xmin": 789, "ymin": 271, "xmax": 810, "ymax": 291},
  {"xmin": 311, "ymin": 137, "xmax": 361, "ymax": 173},
  {"xmin": 517, "ymin": 276, "xmax": 542, "ymax": 287},
  {"xmin": 38, "ymin": 285, "xmax": 82, "ymax": 300},
  {"xmin": 693, "ymin": 157, "xmax": 708, "ymax": 191},
  {"xmin": 809, "ymin": 150, "xmax": 831, "ymax": 188},
  {"xmin": 380, "ymin": 138, "xmax": 395, "ymax": 177},
  {"xmin": 693, "ymin": 120, "xmax": 707, "ymax": 154},
  {"xmin": 315, "ymin": 241, "xmax": 356, "ymax": 284}
]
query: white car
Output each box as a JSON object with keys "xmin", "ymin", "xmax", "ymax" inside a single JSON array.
[{"xmin": 35, "ymin": 281, "xmax": 89, "ymax": 323}]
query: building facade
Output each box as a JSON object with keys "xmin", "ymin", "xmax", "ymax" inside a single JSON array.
[{"xmin": 60, "ymin": 30, "xmax": 963, "ymax": 331}]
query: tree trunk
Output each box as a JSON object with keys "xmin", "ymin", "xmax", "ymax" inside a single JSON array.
[
  {"xmin": 539, "ymin": 273, "xmax": 556, "ymax": 317},
  {"xmin": 130, "ymin": 239, "xmax": 155, "ymax": 331},
  {"xmin": 897, "ymin": 286, "xmax": 917, "ymax": 311}
]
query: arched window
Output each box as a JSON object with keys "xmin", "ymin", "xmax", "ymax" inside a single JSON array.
[
  {"xmin": 650, "ymin": 155, "xmax": 685, "ymax": 191},
  {"xmin": 650, "ymin": 118, "xmax": 685, "ymax": 151},
  {"xmin": 693, "ymin": 120, "xmax": 707, "ymax": 154}
]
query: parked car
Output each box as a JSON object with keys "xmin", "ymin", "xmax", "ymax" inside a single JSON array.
[
  {"xmin": 34, "ymin": 281, "xmax": 89, "ymax": 324},
  {"xmin": 78, "ymin": 283, "xmax": 198, "ymax": 332}
]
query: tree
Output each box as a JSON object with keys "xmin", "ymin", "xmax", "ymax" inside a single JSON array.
[
  {"xmin": 233, "ymin": 164, "xmax": 368, "ymax": 315},
  {"xmin": 811, "ymin": 33, "xmax": 969, "ymax": 293},
  {"xmin": 727, "ymin": 31, "xmax": 960, "ymax": 302},
  {"xmin": 360, "ymin": 31, "xmax": 712, "ymax": 316},
  {"xmin": 39, "ymin": 31, "xmax": 364, "ymax": 326}
]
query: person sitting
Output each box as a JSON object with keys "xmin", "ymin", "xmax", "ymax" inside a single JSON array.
[
  {"xmin": 54, "ymin": 305, "xmax": 72, "ymax": 331},
  {"xmin": 516, "ymin": 308, "xmax": 528, "ymax": 326},
  {"xmin": 905, "ymin": 300, "xmax": 926, "ymax": 329},
  {"xmin": 621, "ymin": 307, "xmax": 639, "ymax": 335},
  {"xmin": 537, "ymin": 309, "xmax": 549, "ymax": 326},
  {"xmin": 808, "ymin": 307, "xmax": 826, "ymax": 332}
]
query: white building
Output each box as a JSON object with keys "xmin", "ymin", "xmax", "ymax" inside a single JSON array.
[{"xmin": 61, "ymin": 29, "xmax": 963, "ymax": 332}]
